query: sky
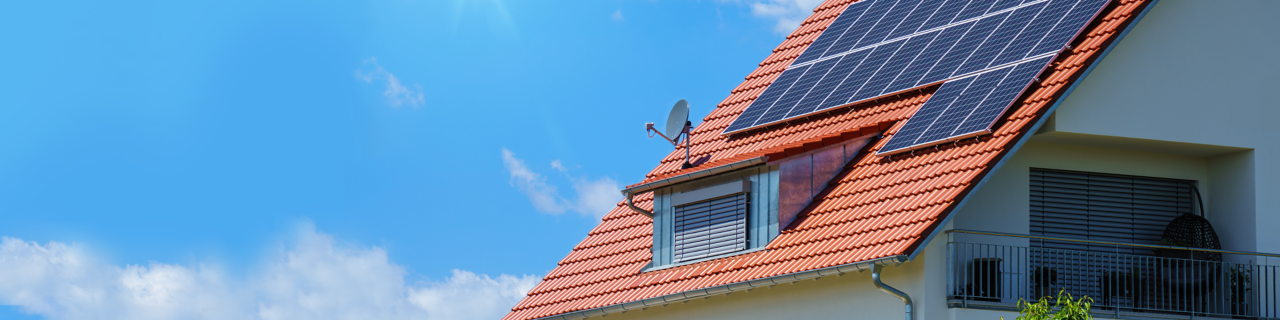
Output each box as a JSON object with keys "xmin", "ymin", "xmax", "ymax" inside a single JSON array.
[{"xmin": 0, "ymin": 0, "xmax": 823, "ymax": 319}]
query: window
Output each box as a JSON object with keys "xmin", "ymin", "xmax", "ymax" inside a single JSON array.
[
  {"xmin": 673, "ymin": 192, "xmax": 748, "ymax": 262},
  {"xmin": 650, "ymin": 170, "xmax": 775, "ymax": 268},
  {"xmin": 644, "ymin": 134, "xmax": 878, "ymax": 269},
  {"xmin": 1030, "ymin": 168, "xmax": 1193, "ymax": 255}
]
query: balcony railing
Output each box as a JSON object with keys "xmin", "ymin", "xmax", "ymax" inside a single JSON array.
[{"xmin": 946, "ymin": 230, "xmax": 1280, "ymax": 319}]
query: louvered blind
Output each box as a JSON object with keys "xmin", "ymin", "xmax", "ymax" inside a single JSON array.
[
  {"xmin": 1030, "ymin": 169, "xmax": 1193, "ymax": 256},
  {"xmin": 674, "ymin": 193, "xmax": 748, "ymax": 262}
]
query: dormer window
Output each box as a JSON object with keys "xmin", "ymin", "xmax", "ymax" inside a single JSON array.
[
  {"xmin": 672, "ymin": 181, "xmax": 750, "ymax": 262},
  {"xmin": 644, "ymin": 166, "xmax": 774, "ymax": 268},
  {"xmin": 628, "ymin": 132, "xmax": 878, "ymax": 269}
]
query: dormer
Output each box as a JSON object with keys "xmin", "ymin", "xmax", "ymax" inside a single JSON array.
[{"xmin": 623, "ymin": 132, "xmax": 879, "ymax": 269}]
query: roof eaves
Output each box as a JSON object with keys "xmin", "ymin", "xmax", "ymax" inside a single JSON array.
[
  {"xmin": 621, "ymin": 157, "xmax": 768, "ymax": 196},
  {"xmin": 904, "ymin": 0, "xmax": 1163, "ymax": 261},
  {"xmin": 533, "ymin": 255, "xmax": 908, "ymax": 320}
]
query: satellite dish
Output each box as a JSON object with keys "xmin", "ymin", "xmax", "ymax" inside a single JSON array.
[
  {"xmin": 665, "ymin": 100, "xmax": 690, "ymax": 141},
  {"xmin": 644, "ymin": 99, "xmax": 695, "ymax": 169}
]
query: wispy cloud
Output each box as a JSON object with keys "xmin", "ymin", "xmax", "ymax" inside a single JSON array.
[
  {"xmin": 356, "ymin": 57, "xmax": 426, "ymax": 108},
  {"xmin": 501, "ymin": 148, "xmax": 622, "ymax": 220},
  {"xmin": 611, "ymin": 9, "xmax": 625, "ymax": 22},
  {"xmin": 0, "ymin": 222, "xmax": 537, "ymax": 320},
  {"xmin": 742, "ymin": 0, "xmax": 825, "ymax": 35}
]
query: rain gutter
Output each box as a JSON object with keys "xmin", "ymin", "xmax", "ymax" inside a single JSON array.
[
  {"xmin": 620, "ymin": 157, "xmax": 767, "ymax": 218},
  {"xmin": 873, "ymin": 264, "xmax": 913, "ymax": 320},
  {"xmin": 534, "ymin": 255, "xmax": 908, "ymax": 320}
]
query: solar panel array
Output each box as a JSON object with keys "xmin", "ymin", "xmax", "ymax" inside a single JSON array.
[
  {"xmin": 723, "ymin": 0, "xmax": 1110, "ymax": 154},
  {"xmin": 881, "ymin": 54, "xmax": 1052, "ymax": 152}
]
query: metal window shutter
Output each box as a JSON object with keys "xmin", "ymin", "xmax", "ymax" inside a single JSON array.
[
  {"xmin": 673, "ymin": 193, "xmax": 748, "ymax": 262},
  {"xmin": 1030, "ymin": 169, "xmax": 1193, "ymax": 255}
]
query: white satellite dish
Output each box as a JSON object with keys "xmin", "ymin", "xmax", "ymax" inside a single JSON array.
[
  {"xmin": 665, "ymin": 100, "xmax": 690, "ymax": 143},
  {"xmin": 645, "ymin": 100, "xmax": 695, "ymax": 169}
]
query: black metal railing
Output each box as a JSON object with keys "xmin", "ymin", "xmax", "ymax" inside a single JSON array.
[{"xmin": 946, "ymin": 230, "xmax": 1280, "ymax": 319}]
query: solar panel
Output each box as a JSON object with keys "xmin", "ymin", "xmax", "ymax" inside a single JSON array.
[
  {"xmin": 954, "ymin": 2, "xmax": 1046, "ymax": 75},
  {"xmin": 723, "ymin": 0, "xmax": 1110, "ymax": 142},
  {"xmin": 757, "ymin": 57, "xmax": 843, "ymax": 124},
  {"xmin": 793, "ymin": 1, "xmax": 872, "ymax": 64},
  {"xmin": 879, "ymin": 55, "xmax": 1052, "ymax": 154},
  {"xmin": 886, "ymin": 0, "xmax": 947, "ymax": 39},
  {"xmin": 879, "ymin": 76, "xmax": 977, "ymax": 152}
]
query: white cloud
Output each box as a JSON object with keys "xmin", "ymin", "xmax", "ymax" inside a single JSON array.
[
  {"xmin": 550, "ymin": 159, "xmax": 567, "ymax": 173},
  {"xmin": 0, "ymin": 223, "xmax": 538, "ymax": 320},
  {"xmin": 502, "ymin": 149, "xmax": 571, "ymax": 215},
  {"xmin": 571, "ymin": 176, "xmax": 624, "ymax": 219},
  {"xmin": 408, "ymin": 270, "xmax": 538, "ymax": 320},
  {"xmin": 611, "ymin": 9, "xmax": 624, "ymax": 22},
  {"xmin": 356, "ymin": 57, "xmax": 426, "ymax": 108},
  {"xmin": 744, "ymin": 0, "xmax": 826, "ymax": 35},
  {"xmin": 502, "ymin": 149, "xmax": 622, "ymax": 220}
]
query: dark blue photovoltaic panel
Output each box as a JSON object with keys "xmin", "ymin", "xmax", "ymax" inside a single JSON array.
[
  {"xmin": 953, "ymin": 0, "xmax": 997, "ymax": 23},
  {"xmin": 1032, "ymin": 0, "xmax": 1103, "ymax": 53},
  {"xmin": 879, "ymin": 76, "xmax": 977, "ymax": 152},
  {"xmin": 855, "ymin": 33, "xmax": 935, "ymax": 101},
  {"xmin": 990, "ymin": 0, "xmax": 1077, "ymax": 66},
  {"xmin": 873, "ymin": 30, "xmax": 942, "ymax": 95},
  {"xmin": 886, "ymin": 0, "xmax": 947, "ymax": 39},
  {"xmin": 854, "ymin": 0, "xmax": 921, "ymax": 48},
  {"xmin": 954, "ymin": 56, "xmax": 1052, "ymax": 134},
  {"xmin": 919, "ymin": 0, "xmax": 970, "ymax": 31},
  {"xmin": 885, "ymin": 21, "xmax": 973, "ymax": 93},
  {"xmin": 824, "ymin": 0, "xmax": 898, "ymax": 56},
  {"xmin": 785, "ymin": 55, "xmax": 861, "ymax": 118},
  {"xmin": 922, "ymin": 12, "xmax": 1009, "ymax": 81},
  {"xmin": 989, "ymin": 0, "xmax": 1024, "ymax": 13},
  {"xmin": 813, "ymin": 50, "xmax": 873, "ymax": 111},
  {"xmin": 914, "ymin": 67, "xmax": 1013, "ymax": 144},
  {"xmin": 723, "ymin": 64, "xmax": 809, "ymax": 132},
  {"xmin": 725, "ymin": 0, "xmax": 1114, "ymax": 135},
  {"xmin": 754, "ymin": 58, "xmax": 842, "ymax": 125},
  {"xmin": 793, "ymin": 1, "xmax": 872, "ymax": 64},
  {"xmin": 821, "ymin": 40, "xmax": 904, "ymax": 108},
  {"xmin": 954, "ymin": 2, "xmax": 1045, "ymax": 75}
]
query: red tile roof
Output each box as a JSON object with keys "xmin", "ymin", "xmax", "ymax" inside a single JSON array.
[{"xmin": 505, "ymin": 0, "xmax": 1150, "ymax": 319}]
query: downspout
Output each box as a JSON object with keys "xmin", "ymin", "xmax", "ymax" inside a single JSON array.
[
  {"xmin": 872, "ymin": 264, "xmax": 913, "ymax": 320},
  {"xmin": 624, "ymin": 189, "xmax": 653, "ymax": 218}
]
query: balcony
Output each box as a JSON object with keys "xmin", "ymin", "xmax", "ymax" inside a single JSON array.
[{"xmin": 946, "ymin": 230, "xmax": 1280, "ymax": 319}]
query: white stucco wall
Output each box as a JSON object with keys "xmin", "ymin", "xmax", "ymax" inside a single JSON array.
[
  {"xmin": 1034, "ymin": 0, "xmax": 1280, "ymax": 256},
  {"xmin": 595, "ymin": 237, "xmax": 952, "ymax": 320}
]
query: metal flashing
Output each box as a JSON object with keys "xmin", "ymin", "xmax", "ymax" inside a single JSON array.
[{"xmin": 621, "ymin": 157, "xmax": 767, "ymax": 196}]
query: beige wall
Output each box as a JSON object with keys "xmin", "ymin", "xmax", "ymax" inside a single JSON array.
[
  {"xmin": 597, "ymin": 237, "xmax": 949, "ymax": 320},
  {"xmin": 1033, "ymin": 0, "xmax": 1279, "ymax": 257},
  {"xmin": 950, "ymin": 141, "xmax": 1212, "ymax": 242}
]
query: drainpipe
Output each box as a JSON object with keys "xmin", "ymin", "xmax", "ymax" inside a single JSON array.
[
  {"xmin": 872, "ymin": 264, "xmax": 913, "ymax": 320},
  {"xmin": 624, "ymin": 189, "xmax": 653, "ymax": 218}
]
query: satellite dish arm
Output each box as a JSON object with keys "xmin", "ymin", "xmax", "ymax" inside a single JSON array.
[{"xmin": 646, "ymin": 122, "xmax": 682, "ymax": 146}]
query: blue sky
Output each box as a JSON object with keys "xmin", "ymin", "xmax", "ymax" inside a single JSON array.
[{"xmin": 0, "ymin": 0, "xmax": 821, "ymax": 319}]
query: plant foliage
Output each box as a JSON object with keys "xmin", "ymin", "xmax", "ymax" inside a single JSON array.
[{"xmin": 1001, "ymin": 289, "xmax": 1093, "ymax": 320}]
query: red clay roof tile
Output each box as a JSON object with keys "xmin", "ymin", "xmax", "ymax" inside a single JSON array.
[{"xmin": 505, "ymin": 0, "xmax": 1150, "ymax": 318}]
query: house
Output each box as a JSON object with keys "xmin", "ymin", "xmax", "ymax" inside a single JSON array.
[{"xmin": 506, "ymin": 0, "xmax": 1280, "ymax": 319}]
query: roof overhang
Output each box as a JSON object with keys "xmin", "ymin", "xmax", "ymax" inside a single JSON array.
[{"xmin": 620, "ymin": 157, "xmax": 768, "ymax": 196}]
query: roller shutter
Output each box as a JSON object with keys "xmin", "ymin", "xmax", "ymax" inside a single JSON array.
[
  {"xmin": 674, "ymin": 193, "xmax": 748, "ymax": 262},
  {"xmin": 1030, "ymin": 168, "xmax": 1193, "ymax": 256}
]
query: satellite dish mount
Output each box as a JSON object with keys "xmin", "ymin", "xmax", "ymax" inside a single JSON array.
[{"xmin": 646, "ymin": 100, "xmax": 694, "ymax": 169}]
